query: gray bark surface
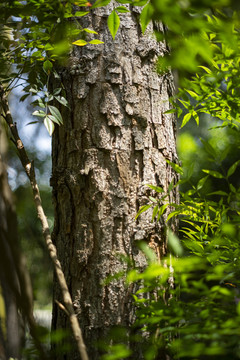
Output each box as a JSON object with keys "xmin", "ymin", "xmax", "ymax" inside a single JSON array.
[{"xmin": 51, "ymin": 4, "xmax": 178, "ymax": 359}]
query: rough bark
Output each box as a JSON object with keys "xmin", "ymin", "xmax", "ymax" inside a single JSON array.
[{"xmin": 51, "ymin": 4, "xmax": 178, "ymax": 359}]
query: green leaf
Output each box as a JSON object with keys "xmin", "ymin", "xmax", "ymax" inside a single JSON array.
[
  {"xmin": 200, "ymin": 138, "xmax": 216, "ymax": 158},
  {"xmin": 88, "ymin": 39, "xmax": 104, "ymax": 45},
  {"xmin": 237, "ymin": 301, "xmax": 240, "ymax": 316},
  {"xmin": 199, "ymin": 65, "xmax": 212, "ymax": 74},
  {"xmin": 185, "ymin": 90, "xmax": 198, "ymax": 98},
  {"xmin": 138, "ymin": 242, "xmax": 157, "ymax": 263},
  {"xmin": 208, "ymin": 191, "xmax": 228, "ymax": 196},
  {"xmin": 43, "ymin": 60, "xmax": 53, "ymax": 74},
  {"xmin": 230, "ymin": 183, "xmax": 236, "ymax": 193},
  {"xmin": 140, "ymin": 3, "xmax": 154, "ymax": 34},
  {"xmin": 166, "ymin": 210, "xmax": 178, "ymax": 222},
  {"xmin": 202, "ymin": 169, "xmax": 224, "ymax": 179},
  {"xmin": 132, "ymin": 0, "xmax": 148, "ymax": 5},
  {"xmin": 74, "ymin": 11, "xmax": 89, "ymax": 17},
  {"xmin": 227, "ymin": 160, "xmax": 240, "ymax": 178},
  {"xmin": 168, "ymin": 230, "xmax": 183, "ymax": 256},
  {"xmin": 19, "ymin": 94, "xmax": 29, "ymax": 102},
  {"xmin": 115, "ymin": 6, "xmax": 129, "ymax": 13},
  {"xmin": 164, "ymin": 109, "xmax": 176, "ymax": 114},
  {"xmin": 146, "ymin": 184, "xmax": 164, "ymax": 193},
  {"xmin": 82, "ymin": 28, "xmax": 98, "ymax": 34},
  {"xmin": 29, "ymin": 87, "xmax": 38, "ymax": 94},
  {"xmin": 53, "ymin": 88, "xmax": 62, "ymax": 96},
  {"xmin": 54, "ymin": 96, "xmax": 69, "ymax": 107},
  {"xmin": 135, "ymin": 204, "xmax": 152, "ymax": 219},
  {"xmin": 168, "ymin": 179, "xmax": 175, "ymax": 192},
  {"xmin": 32, "ymin": 110, "xmax": 46, "ymax": 118},
  {"xmin": 197, "ymin": 175, "xmax": 209, "ymax": 190},
  {"xmin": 107, "ymin": 10, "xmax": 120, "ymax": 40},
  {"xmin": 32, "ymin": 98, "xmax": 45, "ymax": 108},
  {"xmin": 183, "ymin": 240, "xmax": 203, "ymax": 255},
  {"xmin": 72, "ymin": 39, "xmax": 88, "ymax": 46},
  {"xmin": 44, "ymin": 43, "xmax": 54, "ymax": 51},
  {"xmin": 149, "ymin": 196, "xmax": 157, "ymax": 203},
  {"xmin": 92, "ymin": 0, "xmax": 111, "ymax": 8},
  {"xmin": 44, "ymin": 116, "xmax": 55, "ymax": 136},
  {"xmin": 48, "ymin": 106, "xmax": 63, "ymax": 124},
  {"xmin": 181, "ymin": 113, "xmax": 192, "ymax": 128},
  {"xmin": 157, "ymin": 204, "xmax": 169, "ymax": 220},
  {"xmin": 192, "ymin": 111, "xmax": 199, "ymax": 126},
  {"xmin": 48, "ymin": 106, "xmax": 63, "ymax": 125},
  {"xmin": 27, "ymin": 121, "xmax": 38, "ymax": 125},
  {"xmin": 47, "ymin": 114, "xmax": 61, "ymax": 125},
  {"xmin": 166, "ymin": 160, "xmax": 184, "ymax": 175}
]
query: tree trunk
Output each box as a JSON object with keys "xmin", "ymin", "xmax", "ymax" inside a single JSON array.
[{"xmin": 51, "ymin": 4, "xmax": 178, "ymax": 359}]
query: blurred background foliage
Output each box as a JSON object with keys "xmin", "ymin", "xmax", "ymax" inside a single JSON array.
[{"xmin": 178, "ymin": 117, "xmax": 240, "ymax": 197}]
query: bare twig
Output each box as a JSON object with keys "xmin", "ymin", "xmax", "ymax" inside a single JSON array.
[{"xmin": 0, "ymin": 84, "xmax": 89, "ymax": 360}]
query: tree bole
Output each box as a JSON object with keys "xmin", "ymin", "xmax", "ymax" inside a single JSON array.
[{"xmin": 51, "ymin": 5, "xmax": 178, "ymax": 359}]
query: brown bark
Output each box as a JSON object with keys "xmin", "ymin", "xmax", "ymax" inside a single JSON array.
[{"xmin": 51, "ymin": 4, "xmax": 178, "ymax": 359}]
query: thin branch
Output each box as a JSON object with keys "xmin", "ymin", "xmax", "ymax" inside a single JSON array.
[
  {"xmin": 55, "ymin": 300, "xmax": 69, "ymax": 316},
  {"xmin": 0, "ymin": 84, "xmax": 89, "ymax": 360}
]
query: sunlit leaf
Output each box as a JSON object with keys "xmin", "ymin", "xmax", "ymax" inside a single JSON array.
[
  {"xmin": 115, "ymin": 6, "xmax": 129, "ymax": 13},
  {"xmin": 199, "ymin": 65, "xmax": 212, "ymax": 74},
  {"xmin": 197, "ymin": 175, "xmax": 209, "ymax": 190},
  {"xmin": 181, "ymin": 113, "xmax": 192, "ymax": 128},
  {"xmin": 135, "ymin": 204, "xmax": 152, "ymax": 219},
  {"xmin": 44, "ymin": 116, "xmax": 55, "ymax": 136},
  {"xmin": 107, "ymin": 10, "xmax": 120, "ymax": 40},
  {"xmin": 166, "ymin": 160, "xmax": 184, "ymax": 175},
  {"xmin": 74, "ymin": 11, "xmax": 89, "ymax": 16},
  {"xmin": 157, "ymin": 204, "xmax": 169, "ymax": 220},
  {"xmin": 72, "ymin": 39, "xmax": 88, "ymax": 46},
  {"xmin": 54, "ymin": 96, "xmax": 69, "ymax": 107},
  {"xmin": 32, "ymin": 110, "xmax": 46, "ymax": 118},
  {"xmin": 48, "ymin": 105, "xmax": 63, "ymax": 124},
  {"xmin": 146, "ymin": 184, "xmax": 164, "ymax": 193},
  {"xmin": 92, "ymin": 0, "xmax": 111, "ymax": 8},
  {"xmin": 83, "ymin": 28, "xmax": 98, "ymax": 34},
  {"xmin": 202, "ymin": 169, "xmax": 224, "ymax": 179},
  {"xmin": 140, "ymin": 3, "xmax": 154, "ymax": 34},
  {"xmin": 88, "ymin": 39, "xmax": 104, "ymax": 45}
]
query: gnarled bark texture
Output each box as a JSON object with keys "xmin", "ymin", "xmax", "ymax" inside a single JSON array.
[{"xmin": 51, "ymin": 4, "xmax": 178, "ymax": 359}]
